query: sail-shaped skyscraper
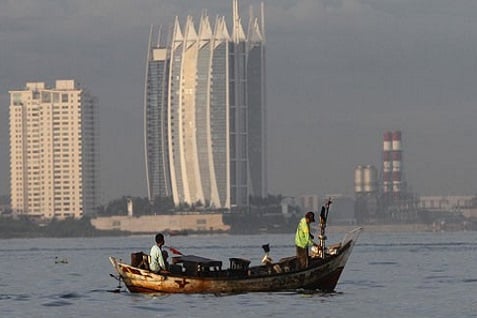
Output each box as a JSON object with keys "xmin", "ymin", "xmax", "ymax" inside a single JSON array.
[{"xmin": 145, "ymin": 0, "xmax": 266, "ymax": 209}]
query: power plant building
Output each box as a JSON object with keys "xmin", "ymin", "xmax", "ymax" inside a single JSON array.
[
  {"xmin": 9, "ymin": 80, "xmax": 99, "ymax": 219},
  {"xmin": 354, "ymin": 130, "xmax": 418, "ymax": 223},
  {"xmin": 354, "ymin": 165, "xmax": 379, "ymax": 223},
  {"xmin": 354, "ymin": 165, "xmax": 378, "ymax": 194},
  {"xmin": 144, "ymin": 1, "xmax": 267, "ymax": 209}
]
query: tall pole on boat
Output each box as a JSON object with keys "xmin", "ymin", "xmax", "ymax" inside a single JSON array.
[{"xmin": 319, "ymin": 198, "xmax": 332, "ymax": 258}]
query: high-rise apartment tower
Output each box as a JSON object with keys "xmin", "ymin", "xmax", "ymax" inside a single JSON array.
[
  {"xmin": 9, "ymin": 80, "xmax": 98, "ymax": 219},
  {"xmin": 144, "ymin": 1, "xmax": 267, "ymax": 209}
]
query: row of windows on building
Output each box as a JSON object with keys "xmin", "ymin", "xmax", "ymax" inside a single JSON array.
[
  {"xmin": 12, "ymin": 91, "xmax": 79, "ymax": 102},
  {"xmin": 13, "ymin": 180, "xmax": 82, "ymax": 187}
]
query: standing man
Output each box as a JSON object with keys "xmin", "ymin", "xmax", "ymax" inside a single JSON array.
[
  {"xmin": 295, "ymin": 211, "xmax": 318, "ymax": 270},
  {"xmin": 149, "ymin": 233, "xmax": 168, "ymax": 273}
]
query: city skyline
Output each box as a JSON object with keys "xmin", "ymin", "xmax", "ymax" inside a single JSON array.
[
  {"xmin": 1, "ymin": 1, "xmax": 477, "ymax": 203},
  {"xmin": 144, "ymin": 1, "xmax": 266, "ymax": 208}
]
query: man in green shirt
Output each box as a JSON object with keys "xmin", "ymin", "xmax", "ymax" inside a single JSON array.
[
  {"xmin": 295, "ymin": 211, "xmax": 318, "ymax": 270},
  {"xmin": 149, "ymin": 233, "xmax": 168, "ymax": 273}
]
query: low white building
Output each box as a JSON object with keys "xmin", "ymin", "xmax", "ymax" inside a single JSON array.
[{"xmin": 419, "ymin": 195, "xmax": 474, "ymax": 212}]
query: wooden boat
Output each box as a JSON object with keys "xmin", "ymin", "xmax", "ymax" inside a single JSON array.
[{"xmin": 109, "ymin": 227, "xmax": 362, "ymax": 294}]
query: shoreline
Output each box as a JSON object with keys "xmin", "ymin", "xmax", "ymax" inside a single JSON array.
[{"xmin": 327, "ymin": 224, "xmax": 433, "ymax": 233}]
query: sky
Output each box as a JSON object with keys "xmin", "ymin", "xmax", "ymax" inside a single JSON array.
[{"xmin": 1, "ymin": 0, "xmax": 477, "ymax": 204}]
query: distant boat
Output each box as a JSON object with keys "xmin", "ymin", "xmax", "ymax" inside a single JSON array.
[
  {"xmin": 55, "ymin": 257, "xmax": 68, "ymax": 264},
  {"xmin": 166, "ymin": 229, "xmax": 189, "ymax": 236},
  {"xmin": 109, "ymin": 227, "xmax": 362, "ymax": 294}
]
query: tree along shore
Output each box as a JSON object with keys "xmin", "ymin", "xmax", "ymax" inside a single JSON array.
[{"xmin": 0, "ymin": 216, "xmax": 128, "ymax": 238}]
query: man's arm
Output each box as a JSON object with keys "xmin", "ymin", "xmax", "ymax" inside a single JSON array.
[{"xmin": 158, "ymin": 250, "xmax": 166, "ymax": 270}]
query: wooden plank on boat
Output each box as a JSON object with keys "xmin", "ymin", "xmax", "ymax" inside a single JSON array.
[{"xmin": 172, "ymin": 255, "xmax": 223, "ymax": 275}]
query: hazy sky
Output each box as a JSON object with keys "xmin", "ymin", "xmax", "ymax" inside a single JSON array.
[{"xmin": 1, "ymin": 0, "xmax": 477, "ymax": 203}]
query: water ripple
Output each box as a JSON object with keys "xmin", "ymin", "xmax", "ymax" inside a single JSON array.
[
  {"xmin": 462, "ymin": 278, "xmax": 477, "ymax": 283},
  {"xmin": 59, "ymin": 292, "xmax": 82, "ymax": 299},
  {"xmin": 368, "ymin": 261, "xmax": 399, "ymax": 265},
  {"xmin": 42, "ymin": 300, "xmax": 73, "ymax": 307},
  {"xmin": 0, "ymin": 294, "xmax": 31, "ymax": 301}
]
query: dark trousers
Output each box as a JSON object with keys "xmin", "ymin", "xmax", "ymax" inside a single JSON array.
[{"xmin": 296, "ymin": 246, "xmax": 309, "ymax": 270}]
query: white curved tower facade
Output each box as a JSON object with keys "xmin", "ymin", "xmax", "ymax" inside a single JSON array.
[{"xmin": 145, "ymin": 1, "xmax": 266, "ymax": 209}]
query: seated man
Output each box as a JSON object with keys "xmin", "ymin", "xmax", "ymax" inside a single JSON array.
[{"xmin": 149, "ymin": 233, "xmax": 168, "ymax": 273}]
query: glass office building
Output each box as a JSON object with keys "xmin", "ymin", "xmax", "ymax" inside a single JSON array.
[{"xmin": 145, "ymin": 1, "xmax": 266, "ymax": 209}]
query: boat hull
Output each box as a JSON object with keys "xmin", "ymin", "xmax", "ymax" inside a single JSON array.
[{"xmin": 110, "ymin": 228, "xmax": 361, "ymax": 294}]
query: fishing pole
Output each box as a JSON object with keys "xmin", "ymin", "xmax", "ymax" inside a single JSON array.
[
  {"xmin": 319, "ymin": 198, "xmax": 333, "ymax": 258},
  {"xmin": 164, "ymin": 245, "xmax": 183, "ymax": 255}
]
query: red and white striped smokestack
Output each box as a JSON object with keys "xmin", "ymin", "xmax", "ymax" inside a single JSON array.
[
  {"xmin": 392, "ymin": 131, "xmax": 402, "ymax": 151},
  {"xmin": 392, "ymin": 131, "xmax": 402, "ymax": 193},
  {"xmin": 383, "ymin": 131, "xmax": 392, "ymax": 152},
  {"xmin": 382, "ymin": 131, "xmax": 392, "ymax": 193}
]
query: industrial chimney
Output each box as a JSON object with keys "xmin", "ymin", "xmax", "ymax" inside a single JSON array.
[
  {"xmin": 392, "ymin": 131, "xmax": 403, "ymax": 199},
  {"xmin": 382, "ymin": 131, "xmax": 393, "ymax": 194},
  {"xmin": 382, "ymin": 130, "xmax": 406, "ymax": 200}
]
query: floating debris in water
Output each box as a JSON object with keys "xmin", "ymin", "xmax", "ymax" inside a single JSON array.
[{"xmin": 55, "ymin": 257, "xmax": 69, "ymax": 264}]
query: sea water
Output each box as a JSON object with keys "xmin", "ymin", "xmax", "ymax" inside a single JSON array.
[{"xmin": 0, "ymin": 230, "xmax": 476, "ymax": 318}]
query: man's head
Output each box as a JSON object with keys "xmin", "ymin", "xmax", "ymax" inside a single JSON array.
[
  {"xmin": 305, "ymin": 211, "xmax": 315, "ymax": 223},
  {"xmin": 155, "ymin": 233, "xmax": 165, "ymax": 246}
]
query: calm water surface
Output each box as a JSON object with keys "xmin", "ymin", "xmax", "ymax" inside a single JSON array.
[{"xmin": 0, "ymin": 230, "xmax": 476, "ymax": 318}]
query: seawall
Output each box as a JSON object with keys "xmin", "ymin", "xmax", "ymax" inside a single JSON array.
[{"xmin": 91, "ymin": 213, "xmax": 230, "ymax": 234}]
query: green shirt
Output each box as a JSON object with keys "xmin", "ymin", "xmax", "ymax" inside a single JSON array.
[
  {"xmin": 295, "ymin": 217, "xmax": 314, "ymax": 248},
  {"xmin": 149, "ymin": 244, "xmax": 166, "ymax": 272}
]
